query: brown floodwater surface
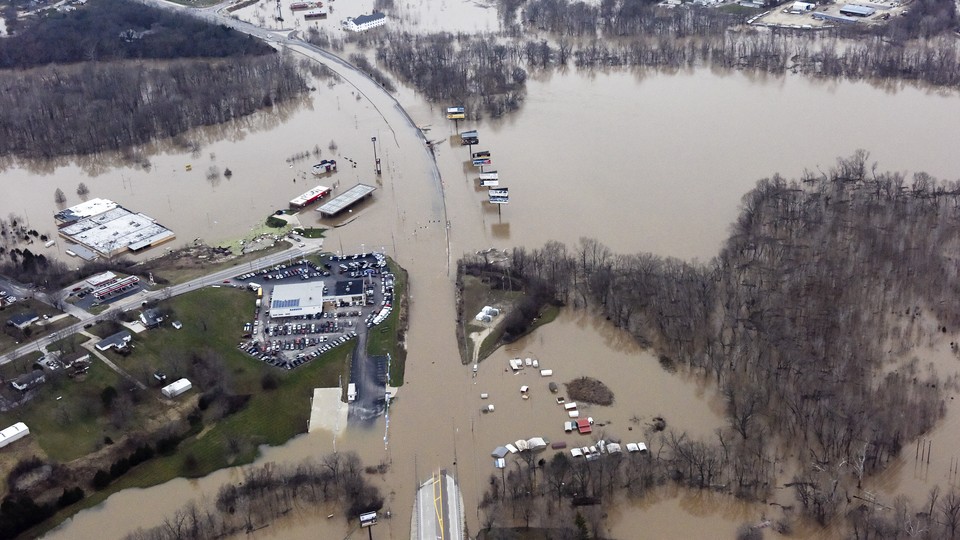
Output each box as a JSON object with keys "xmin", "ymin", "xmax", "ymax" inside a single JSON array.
[{"xmin": 24, "ymin": 64, "xmax": 960, "ymax": 539}]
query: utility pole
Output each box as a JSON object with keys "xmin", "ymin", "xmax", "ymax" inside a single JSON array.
[{"xmin": 371, "ymin": 137, "xmax": 381, "ymax": 175}]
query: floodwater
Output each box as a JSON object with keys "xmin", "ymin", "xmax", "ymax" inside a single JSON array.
[
  {"xmin": 232, "ymin": 0, "xmax": 501, "ymax": 36},
  {"xmin": 13, "ymin": 34, "xmax": 960, "ymax": 540}
]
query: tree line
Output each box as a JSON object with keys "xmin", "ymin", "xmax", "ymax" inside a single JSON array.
[
  {"xmin": 0, "ymin": 0, "xmax": 274, "ymax": 69},
  {"xmin": 352, "ymin": 32, "xmax": 527, "ymax": 119},
  {"xmin": 124, "ymin": 453, "xmax": 384, "ymax": 539},
  {"xmin": 352, "ymin": 0, "xmax": 959, "ymax": 116},
  {"xmin": 462, "ymin": 153, "xmax": 960, "ymax": 530},
  {"xmin": 0, "ymin": 54, "xmax": 307, "ymax": 158}
]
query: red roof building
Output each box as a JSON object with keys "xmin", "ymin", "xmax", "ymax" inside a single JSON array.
[{"xmin": 577, "ymin": 418, "xmax": 592, "ymax": 434}]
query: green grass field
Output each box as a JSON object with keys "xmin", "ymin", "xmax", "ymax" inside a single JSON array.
[
  {"xmin": 0, "ymin": 299, "xmax": 74, "ymax": 355},
  {"xmin": 365, "ymin": 260, "xmax": 407, "ymax": 385},
  {"xmin": 0, "ymin": 359, "xmax": 123, "ymax": 462}
]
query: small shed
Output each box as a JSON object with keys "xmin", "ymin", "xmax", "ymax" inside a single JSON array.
[
  {"xmin": 491, "ymin": 446, "xmax": 510, "ymax": 458},
  {"xmin": 161, "ymin": 378, "xmax": 192, "ymax": 398},
  {"xmin": 577, "ymin": 418, "xmax": 592, "ymax": 434}
]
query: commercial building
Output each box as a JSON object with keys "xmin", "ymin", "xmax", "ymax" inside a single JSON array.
[
  {"xmin": 317, "ymin": 184, "xmax": 377, "ymax": 218},
  {"xmin": 839, "ymin": 3, "xmax": 875, "ymax": 16},
  {"xmin": 290, "ymin": 185, "xmax": 332, "ymax": 208},
  {"xmin": 341, "ymin": 12, "xmax": 386, "ymax": 32},
  {"xmin": 0, "ymin": 423, "xmax": 30, "ymax": 449},
  {"xmin": 269, "ymin": 282, "xmax": 326, "ymax": 318},
  {"xmin": 56, "ymin": 198, "xmax": 175, "ymax": 258},
  {"xmin": 331, "ymin": 279, "xmax": 365, "ymax": 304}
]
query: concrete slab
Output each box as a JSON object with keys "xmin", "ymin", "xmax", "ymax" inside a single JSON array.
[{"xmin": 308, "ymin": 387, "xmax": 348, "ymax": 434}]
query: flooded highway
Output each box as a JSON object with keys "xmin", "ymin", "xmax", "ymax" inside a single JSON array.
[{"xmin": 3, "ymin": 13, "xmax": 960, "ymax": 539}]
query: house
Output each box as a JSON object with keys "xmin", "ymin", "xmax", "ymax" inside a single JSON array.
[
  {"xmin": 96, "ymin": 331, "xmax": 132, "ymax": 351},
  {"xmin": 61, "ymin": 350, "xmax": 91, "ymax": 368},
  {"xmin": 341, "ymin": 12, "xmax": 387, "ymax": 32},
  {"xmin": 576, "ymin": 418, "xmax": 592, "ymax": 434},
  {"xmin": 139, "ymin": 308, "xmax": 164, "ymax": 328},
  {"xmin": 7, "ymin": 313, "xmax": 39, "ymax": 330},
  {"xmin": 0, "ymin": 423, "xmax": 30, "ymax": 449},
  {"xmin": 10, "ymin": 371, "xmax": 46, "ymax": 392}
]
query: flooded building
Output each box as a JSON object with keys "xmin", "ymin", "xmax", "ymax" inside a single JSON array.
[
  {"xmin": 316, "ymin": 184, "xmax": 377, "ymax": 218},
  {"xmin": 290, "ymin": 185, "xmax": 332, "ymax": 208},
  {"xmin": 55, "ymin": 198, "xmax": 175, "ymax": 258},
  {"xmin": 341, "ymin": 12, "xmax": 386, "ymax": 32}
]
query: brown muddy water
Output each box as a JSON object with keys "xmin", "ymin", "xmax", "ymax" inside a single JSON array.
[{"xmin": 13, "ymin": 60, "xmax": 960, "ymax": 538}]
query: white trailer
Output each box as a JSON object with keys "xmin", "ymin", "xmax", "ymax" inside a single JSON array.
[
  {"xmin": 0, "ymin": 422, "xmax": 29, "ymax": 449},
  {"xmin": 161, "ymin": 378, "xmax": 192, "ymax": 398}
]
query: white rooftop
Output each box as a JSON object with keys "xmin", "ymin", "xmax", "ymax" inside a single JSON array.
[
  {"xmin": 59, "ymin": 206, "xmax": 174, "ymax": 256},
  {"xmin": 270, "ymin": 281, "xmax": 326, "ymax": 318}
]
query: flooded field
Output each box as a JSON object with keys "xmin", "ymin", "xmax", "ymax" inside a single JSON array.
[{"xmin": 6, "ymin": 30, "xmax": 960, "ymax": 540}]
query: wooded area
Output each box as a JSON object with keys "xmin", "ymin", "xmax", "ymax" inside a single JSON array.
[
  {"xmin": 0, "ymin": 0, "xmax": 308, "ymax": 159},
  {"xmin": 462, "ymin": 153, "xmax": 960, "ymax": 532},
  {"xmin": 0, "ymin": 0, "xmax": 273, "ymax": 68},
  {"xmin": 359, "ymin": 0, "xmax": 960, "ymax": 115},
  {"xmin": 124, "ymin": 453, "xmax": 384, "ymax": 539},
  {"xmin": 0, "ymin": 55, "xmax": 307, "ymax": 158}
]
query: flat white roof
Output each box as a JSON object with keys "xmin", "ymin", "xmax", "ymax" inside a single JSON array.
[
  {"xmin": 290, "ymin": 185, "xmax": 331, "ymax": 206},
  {"xmin": 317, "ymin": 184, "xmax": 377, "ymax": 217},
  {"xmin": 56, "ymin": 198, "xmax": 118, "ymax": 221},
  {"xmin": 270, "ymin": 282, "xmax": 326, "ymax": 318},
  {"xmin": 59, "ymin": 206, "xmax": 174, "ymax": 256}
]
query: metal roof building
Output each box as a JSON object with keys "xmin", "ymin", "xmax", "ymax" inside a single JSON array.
[
  {"xmin": 812, "ymin": 11, "xmax": 859, "ymax": 23},
  {"xmin": 839, "ymin": 4, "xmax": 875, "ymax": 16},
  {"xmin": 57, "ymin": 200, "xmax": 175, "ymax": 257},
  {"xmin": 317, "ymin": 184, "xmax": 377, "ymax": 218},
  {"xmin": 269, "ymin": 282, "xmax": 326, "ymax": 318}
]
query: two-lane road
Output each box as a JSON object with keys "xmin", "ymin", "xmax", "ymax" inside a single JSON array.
[{"xmin": 0, "ymin": 241, "xmax": 320, "ymax": 365}]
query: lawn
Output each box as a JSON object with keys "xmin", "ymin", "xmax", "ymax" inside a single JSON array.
[
  {"xmin": 36, "ymin": 339, "xmax": 352, "ymax": 532},
  {"xmin": 459, "ymin": 274, "xmax": 524, "ymax": 363},
  {"xmin": 0, "ymin": 299, "xmax": 72, "ymax": 355},
  {"xmin": 364, "ymin": 259, "xmax": 407, "ymax": 385},
  {"xmin": 31, "ymin": 287, "xmax": 353, "ymax": 536},
  {"xmin": 0, "ymin": 359, "xmax": 124, "ymax": 462}
]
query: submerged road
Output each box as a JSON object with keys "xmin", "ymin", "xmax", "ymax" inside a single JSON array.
[{"xmin": 138, "ymin": 0, "xmax": 453, "ymax": 275}]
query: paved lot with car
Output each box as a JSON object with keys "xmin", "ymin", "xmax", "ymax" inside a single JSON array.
[{"xmin": 233, "ymin": 252, "xmax": 395, "ymax": 370}]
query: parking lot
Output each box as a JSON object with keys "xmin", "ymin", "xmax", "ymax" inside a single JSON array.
[{"xmin": 233, "ymin": 252, "xmax": 395, "ymax": 370}]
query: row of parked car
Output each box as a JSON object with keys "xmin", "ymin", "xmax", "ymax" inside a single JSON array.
[
  {"xmin": 238, "ymin": 331, "xmax": 358, "ymax": 370},
  {"xmin": 236, "ymin": 260, "xmax": 329, "ymax": 282},
  {"xmin": 266, "ymin": 321, "xmax": 341, "ymax": 337}
]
